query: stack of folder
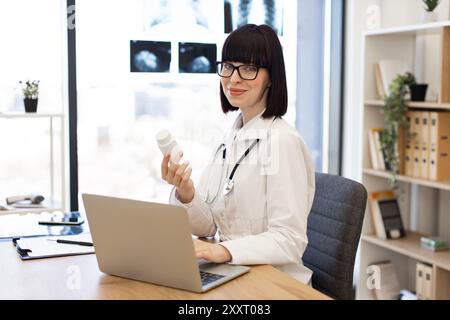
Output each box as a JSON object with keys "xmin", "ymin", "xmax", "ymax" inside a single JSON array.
[
  {"xmin": 416, "ymin": 262, "xmax": 434, "ymax": 300},
  {"xmin": 369, "ymin": 111, "xmax": 450, "ymax": 181},
  {"xmin": 405, "ymin": 111, "xmax": 450, "ymax": 181}
]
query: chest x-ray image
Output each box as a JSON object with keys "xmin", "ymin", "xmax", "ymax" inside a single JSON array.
[
  {"xmin": 143, "ymin": 0, "xmax": 220, "ymax": 36},
  {"xmin": 130, "ymin": 40, "xmax": 171, "ymax": 73},
  {"xmin": 179, "ymin": 43, "xmax": 217, "ymax": 74},
  {"xmin": 224, "ymin": 0, "xmax": 284, "ymax": 35}
]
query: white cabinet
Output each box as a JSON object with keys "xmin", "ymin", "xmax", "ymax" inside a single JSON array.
[{"xmin": 0, "ymin": 112, "xmax": 66, "ymax": 214}]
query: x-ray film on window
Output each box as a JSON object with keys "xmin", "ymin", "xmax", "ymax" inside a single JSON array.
[
  {"xmin": 130, "ymin": 40, "xmax": 171, "ymax": 73},
  {"xmin": 142, "ymin": 0, "xmax": 221, "ymax": 36},
  {"xmin": 224, "ymin": 0, "xmax": 284, "ymax": 36},
  {"xmin": 179, "ymin": 43, "xmax": 217, "ymax": 74}
]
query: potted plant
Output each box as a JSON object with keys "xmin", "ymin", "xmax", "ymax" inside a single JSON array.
[
  {"xmin": 422, "ymin": 0, "xmax": 440, "ymax": 22},
  {"xmin": 409, "ymin": 83, "xmax": 428, "ymax": 101},
  {"xmin": 19, "ymin": 80, "xmax": 40, "ymax": 113},
  {"xmin": 380, "ymin": 72, "xmax": 416, "ymax": 188}
]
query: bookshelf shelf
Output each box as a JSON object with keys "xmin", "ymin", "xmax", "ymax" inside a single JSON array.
[
  {"xmin": 364, "ymin": 100, "xmax": 450, "ymax": 110},
  {"xmin": 363, "ymin": 168, "xmax": 450, "ymax": 191},
  {"xmin": 364, "ymin": 21, "xmax": 450, "ymax": 37},
  {"xmin": 362, "ymin": 231, "xmax": 450, "ymax": 272}
]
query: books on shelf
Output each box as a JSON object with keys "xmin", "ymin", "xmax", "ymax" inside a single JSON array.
[
  {"xmin": 369, "ymin": 190, "xmax": 405, "ymax": 240},
  {"xmin": 368, "ymin": 128, "xmax": 380, "ymax": 170},
  {"xmin": 368, "ymin": 128, "xmax": 385, "ymax": 170},
  {"xmin": 368, "ymin": 128, "xmax": 405, "ymax": 173},
  {"xmin": 369, "ymin": 111, "xmax": 450, "ymax": 182},
  {"xmin": 373, "ymin": 60, "xmax": 410, "ymax": 99},
  {"xmin": 374, "ymin": 63, "xmax": 386, "ymax": 100},
  {"xmin": 416, "ymin": 262, "xmax": 434, "ymax": 300},
  {"xmin": 368, "ymin": 261, "xmax": 401, "ymax": 300},
  {"xmin": 420, "ymin": 236, "xmax": 449, "ymax": 251}
]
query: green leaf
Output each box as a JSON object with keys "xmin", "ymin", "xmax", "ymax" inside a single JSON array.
[
  {"xmin": 423, "ymin": 0, "xmax": 440, "ymax": 11},
  {"xmin": 380, "ymin": 72, "xmax": 416, "ymax": 187}
]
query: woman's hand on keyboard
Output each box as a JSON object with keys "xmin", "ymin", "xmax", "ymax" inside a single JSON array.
[{"xmin": 193, "ymin": 239, "xmax": 232, "ymax": 263}]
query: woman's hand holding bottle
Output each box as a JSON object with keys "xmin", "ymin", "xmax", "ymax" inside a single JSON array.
[{"xmin": 161, "ymin": 152, "xmax": 195, "ymax": 204}]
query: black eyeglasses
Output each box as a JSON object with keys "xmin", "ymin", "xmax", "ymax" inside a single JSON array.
[{"xmin": 216, "ymin": 62, "xmax": 266, "ymax": 80}]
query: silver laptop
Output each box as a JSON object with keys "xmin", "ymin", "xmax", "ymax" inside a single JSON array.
[{"xmin": 82, "ymin": 193, "xmax": 249, "ymax": 293}]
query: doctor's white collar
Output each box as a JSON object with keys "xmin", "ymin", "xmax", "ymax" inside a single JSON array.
[{"xmin": 230, "ymin": 109, "xmax": 277, "ymax": 142}]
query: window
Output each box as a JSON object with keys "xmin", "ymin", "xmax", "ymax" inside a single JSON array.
[
  {"xmin": 0, "ymin": 0, "xmax": 65, "ymax": 205},
  {"xmin": 75, "ymin": 0, "xmax": 298, "ymax": 207},
  {"xmin": 296, "ymin": 0, "xmax": 344, "ymax": 174}
]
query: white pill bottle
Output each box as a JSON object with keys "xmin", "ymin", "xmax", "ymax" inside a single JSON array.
[{"xmin": 155, "ymin": 130, "xmax": 182, "ymax": 164}]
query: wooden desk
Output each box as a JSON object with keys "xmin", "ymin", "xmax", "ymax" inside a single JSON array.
[{"xmin": 0, "ymin": 241, "xmax": 330, "ymax": 300}]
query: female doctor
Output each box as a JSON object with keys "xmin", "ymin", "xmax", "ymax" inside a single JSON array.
[{"xmin": 161, "ymin": 24, "xmax": 316, "ymax": 284}]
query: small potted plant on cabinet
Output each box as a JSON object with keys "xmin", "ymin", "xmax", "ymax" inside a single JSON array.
[
  {"xmin": 19, "ymin": 80, "xmax": 40, "ymax": 113},
  {"xmin": 422, "ymin": 0, "xmax": 440, "ymax": 22},
  {"xmin": 409, "ymin": 82, "xmax": 428, "ymax": 101}
]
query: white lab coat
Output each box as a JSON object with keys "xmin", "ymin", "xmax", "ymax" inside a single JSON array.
[{"xmin": 169, "ymin": 111, "xmax": 316, "ymax": 284}]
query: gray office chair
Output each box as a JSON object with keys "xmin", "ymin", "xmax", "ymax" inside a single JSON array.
[{"xmin": 303, "ymin": 172, "xmax": 367, "ymax": 300}]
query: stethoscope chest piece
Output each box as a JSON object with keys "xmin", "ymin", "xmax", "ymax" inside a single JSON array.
[{"xmin": 223, "ymin": 179, "xmax": 234, "ymax": 196}]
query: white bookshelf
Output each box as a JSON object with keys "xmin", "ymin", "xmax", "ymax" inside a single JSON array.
[
  {"xmin": 356, "ymin": 23, "xmax": 450, "ymax": 300},
  {"xmin": 0, "ymin": 112, "xmax": 66, "ymax": 216}
]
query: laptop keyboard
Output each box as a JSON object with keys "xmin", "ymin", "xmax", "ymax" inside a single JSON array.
[{"xmin": 200, "ymin": 271, "xmax": 225, "ymax": 286}]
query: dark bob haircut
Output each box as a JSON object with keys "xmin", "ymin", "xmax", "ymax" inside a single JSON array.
[{"xmin": 219, "ymin": 24, "xmax": 288, "ymax": 118}]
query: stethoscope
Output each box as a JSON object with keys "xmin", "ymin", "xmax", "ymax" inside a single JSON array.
[{"xmin": 204, "ymin": 138, "xmax": 260, "ymax": 204}]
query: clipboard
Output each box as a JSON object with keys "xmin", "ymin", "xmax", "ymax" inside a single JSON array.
[{"xmin": 12, "ymin": 234, "xmax": 95, "ymax": 260}]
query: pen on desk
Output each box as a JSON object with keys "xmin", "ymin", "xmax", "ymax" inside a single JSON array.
[{"xmin": 47, "ymin": 239, "xmax": 94, "ymax": 246}]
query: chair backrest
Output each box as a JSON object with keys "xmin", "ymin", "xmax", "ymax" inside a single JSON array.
[{"xmin": 303, "ymin": 172, "xmax": 367, "ymax": 300}]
